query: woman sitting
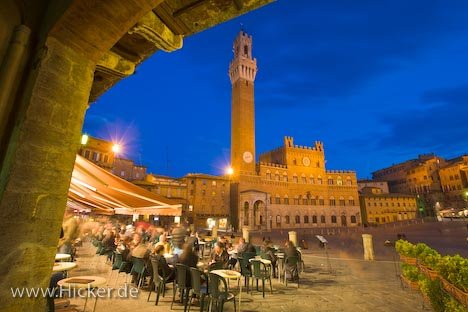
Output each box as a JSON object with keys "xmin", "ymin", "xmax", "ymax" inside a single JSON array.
[{"xmin": 151, "ymin": 245, "xmax": 175, "ymax": 282}]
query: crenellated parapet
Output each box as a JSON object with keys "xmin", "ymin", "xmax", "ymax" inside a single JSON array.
[
  {"xmin": 326, "ymin": 169, "xmax": 355, "ymax": 174},
  {"xmin": 259, "ymin": 162, "xmax": 288, "ymax": 169}
]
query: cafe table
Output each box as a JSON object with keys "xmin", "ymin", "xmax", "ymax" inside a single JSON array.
[
  {"xmin": 52, "ymin": 261, "xmax": 77, "ymax": 273},
  {"xmin": 210, "ymin": 269, "xmax": 242, "ymax": 311},
  {"xmin": 55, "ymin": 253, "xmax": 71, "ymax": 261},
  {"xmin": 57, "ymin": 275, "xmax": 106, "ymax": 312}
]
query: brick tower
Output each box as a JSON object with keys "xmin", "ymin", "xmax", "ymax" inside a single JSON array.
[{"xmin": 229, "ymin": 31, "xmax": 258, "ymax": 178}]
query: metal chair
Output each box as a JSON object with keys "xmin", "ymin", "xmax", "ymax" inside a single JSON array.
[
  {"xmin": 188, "ymin": 267, "xmax": 209, "ymax": 312},
  {"xmin": 129, "ymin": 257, "xmax": 146, "ymax": 289},
  {"xmin": 208, "ymin": 272, "xmax": 236, "ymax": 312},
  {"xmin": 238, "ymin": 257, "xmax": 253, "ymax": 293},
  {"xmin": 107, "ymin": 252, "xmax": 123, "ymax": 285},
  {"xmin": 250, "ymin": 259, "xmax": 273, "ymax": 297},
  {"xmin": 171, "ymin": 264, "xmax": 191, "ymax": 312},
  {"xmin": 147, "ymin": 258, "xmax": 172, "ymax": 305}
]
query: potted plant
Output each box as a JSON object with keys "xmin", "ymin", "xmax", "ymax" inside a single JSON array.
[
  {"xmin": 401, "ymin": 263, "xmax": 420, "ymax": 290},
  {"xmin": 437, "ymin": 255, "xmax": 468, "ymax": 306},
  {"xmin": 395, "ymin": 240, "xmax": 417, "ymax": 265},
  {"xmin": 417, "ymin": 245, "xmax": 441, "ymax": 280}
]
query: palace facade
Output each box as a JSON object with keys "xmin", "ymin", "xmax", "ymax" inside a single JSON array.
[{"xmin": 228, "ymin": 31, "xmax": 361, "ymax": 231}]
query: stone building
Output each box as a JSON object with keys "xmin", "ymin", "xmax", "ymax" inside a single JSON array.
[
  {"xmin": 438, "ymin": 155, "xmax": 468, "ymax": 210},
  {"xmin": 358, "ymin": 180, "xmax": 389, "ymax": 194},
  {"xmin": 228, "ymin": 31, "xmax": 361, "ymax": 231},
  {"xmin": 79, "ymin": 135, "xmax": 116, "ymax": 170},
  {"xmin": 372, "ymin": 154, "xmax": 445, "ymax": 194},
  {"xmin": 113, "ymin": 157, "xmax": 147, "ymax": 181},
  {"xmin": 359, "ymin": 186, "xmax": 418, "ymax": 225},
  {"xmin": 134, "ymin": 173, "xmax": 231, "ymax": 230}
]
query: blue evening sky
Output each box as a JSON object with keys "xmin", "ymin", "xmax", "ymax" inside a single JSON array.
[{"xmin": 83, "ymin": 0, "xmax": 468, "ymax": 179}]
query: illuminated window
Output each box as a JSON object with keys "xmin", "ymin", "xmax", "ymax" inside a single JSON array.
[
  {"xmin": 212, "ymin": 181, "xmax": 217, "ymax": 187},
  {"xmin": 284, "ymin": 196, "xmax": 289, "ymax": 205},
  {"xmin": 329, "ymin": 198, "xmax": 336, "ymax": 206},
  {"xmin": 293, "ymin": 175, "xmax": 298, "ymax": 183},
  {"xmin": 276, "ymin": 215, "xmax": 281, "ymax": 225}
]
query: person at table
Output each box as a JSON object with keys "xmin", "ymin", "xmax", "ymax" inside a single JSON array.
[
  {"xmin": 179, "ymin": 243, "xmax": 199, "ymax": 268},
  {"xmin": 209, "ymin": 242, "xmax": 229, "ymax": 269},
  {"xmin": 284, "ymin": 240, "xmax": 300, "ymax": 281},
  {"xmin": 155, "ymin": 233, "xmax": 172, "ymax": 254},
  {"xmin": 237, "ymin": 237, "xmax": 256, "ymax": 258},
  {"xmin": 186, "ymin": 231, "xmax": 199, "ymax": 252},
  {"xmin": 261, "ymin": 241, "xmax": 278, "ymax": 278},
  {"xmin": 152, "ymin": 245, "xmax": 175, "ymax": 282}
]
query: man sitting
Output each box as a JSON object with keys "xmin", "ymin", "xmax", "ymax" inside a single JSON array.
[{"xmin": 209, "ymin": 242, "xmax": 229, "ymax": 270}]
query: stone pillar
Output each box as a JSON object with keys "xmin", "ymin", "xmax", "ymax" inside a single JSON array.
[
  {"xmin": 212, "ymin": 225, "xmax": 218, "ymax": 238},
  {"xmin": 0, "ymin": 37, "xmax": 95, "ymax": 309},
  {"xmin": 242, "ymin": 226, "xmax": 250, "ymax": 242},
  {"xmin": 362, "ymin": 234, "xmax": 374, "ymax": 260},
  {"xmin": 288, "ymin": 231, "xmax": 297, "ymax": 247}
]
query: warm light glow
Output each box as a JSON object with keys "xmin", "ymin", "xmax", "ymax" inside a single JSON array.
[
  {"xmin": 174, "ymin": 216, "xmax": 181, "ymax": 224},
  {"xmin": 81, "ymin": 134, "xmax": 89, "ymax": 145},
  {"xmin": 226, "ymin": 167, "xmax": 234, "ymax": 175},
  {"xmin": 112, "ymin": 144, "xmax": 121, "ymax": 154}
]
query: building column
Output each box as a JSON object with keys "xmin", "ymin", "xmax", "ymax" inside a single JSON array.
[{"xmin": 0, "ymin": 36, "xmax": 95, "ymax": 310}]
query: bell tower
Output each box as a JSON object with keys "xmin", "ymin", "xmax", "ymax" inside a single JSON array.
[{"xmin": 229, "ymin": 31, "xmax": 257, "ymax": 178}]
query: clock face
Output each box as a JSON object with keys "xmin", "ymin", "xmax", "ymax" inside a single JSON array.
[
  {"xmin": 302, "ymin": 157, "xmax": 311, "ymax": 167},
  {"xmin": 243, "ymin": 151, "xmax": 253, "ymax": 163}
]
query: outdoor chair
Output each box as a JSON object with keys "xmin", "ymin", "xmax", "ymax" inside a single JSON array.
[
  {"xmin": 108, "ymin": 252, "xmax": 124, "ymax": 285},
  {"xmin": 129, "ymin": 257, "xmax": 146, "ymax": 289},
  {"xmin": 250, "ymin": 259, "xmax": 273, "ymax": 297},
  {"xmin": 147, "ymin": 258, "xmax": 172, "ymax": 305},
  {"xmin": 208, "ymin": 261, "xmax": 225, "ymax": 272},
  {"xmin": 208, "ymin": 272, "xmax": 236, "ymax": 312},
  {"xmin": 237, "ymin": 257, "xmax": 253, "ymax": 293},
  {"xmin": 171, "ymin": 264, "xmax": 191, "ymax": 312},
  {"xmin": 188, "ymin": 267, "xmax": 209, "ymax": 312},
  {"xmin": 284, "ymin": 256, "xmax": 300, "ymax": 288}
]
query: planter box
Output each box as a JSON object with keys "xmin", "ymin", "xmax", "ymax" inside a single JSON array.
[
  {"xmin": 400, "ymin": 255, "xmax": 417, "ymax": 265},
  {"xmin": 418, "ymin": 264, "xmax": 439, "ymax": 281},
  {"xmin": 401, "ymin": 274, "xmax": 419, "ymax": 291},
  {"xmin": 441, "ymin": 277, "xmax": 468, "ymax": 307}
]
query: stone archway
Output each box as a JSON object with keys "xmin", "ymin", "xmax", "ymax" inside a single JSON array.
[
  {"xmin": 253, "ymin": 200, "xmax": 266, "ymax": 228},
  {"xmin": 243, "ymin": 201, "xmax": 249, "ymax": 226}
]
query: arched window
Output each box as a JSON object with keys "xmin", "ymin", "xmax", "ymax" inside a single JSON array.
[
  {"xmin": 312, "ymin": 215, "xmax": 318, "ymax": 223},
  {"xmin": 309, "ymin": 175, "xmax": 315, "ymax": 184},
  {"xmin": 276, "ymin": 215, "xmax": 281, "ymax": 225},
  {"xmin": 284, "ymin": 195, "xmax": 289, "ymax": 205},
  {"xmin": 294, "ymin": 196, "xmax": 299, "ymax": 205},
  {"xmin": 302, "ymin": 196, "xmax": 308, "ymax": 205},
  {"xmin": 337, "ymin": 176, "xmax": 343, "ymax": 185},
  {"xmin": 295, "ymin": 215, "xmax": 300, "ymax": 224},
  {"xmin": 351, "ymin": 215, "xmax": 357, "ymax": 223},
  {"xmin": 301, "ymin": 174, "xmax": 307, "ymax": 184},
  {"xmin": 275, "ymin": 195, "xmax": 281, "ymax": 204},
  {"xmin": 329, "ymin": 197, "xmax": 336, "ymax": 206},
  {"xmin": 275, "ymin": 171, "xmax": 280, "ymax": 181},
  {"xmin": 346, "ymin": 176, "xmax": 352, "ymax": 185},
  {"xmin": 310, "ymin": 196, "xmax": 317, "ymax": 205},
  {"xmin": 320, "ymin": 215, "xmax": 326, "ymax": 223},
  {"xmin": 304, "ymin": 216, "xmax": 309, "ymax": 224},
  {"xmin": 266, "ymin": 170, "xmax": 271, "ymax": 180},
  {"xmin": 331, "ymin": 215, "xmax": 337, "ymax": 223},
  {"xmin": 283, "ymin": 172, "xmax": 288, "ymax": 182},
  {"xmin": 328, "ymin": 176, "xmax": 334, "ymax": 185},
  {"xmin": 348, "ymin": 197, "xmax": 355, "ymax": 206},
  {"xmin": 339, "ymin": 197, "xmax": 345, "ymax": 206},
  {"xmin": 285, "ymin": 215, "xmax": 290, "ymax": 224},
  {"xmin": 319, "ymin": 196, "xmax": 324, "ymax": 205},
  {"xmin": 317, "ymin": 176, "xmax": 323, "ymax": 185},
  {"xmin": 293, "ymin": 174, "xmax": 298, "ymax": 183}
]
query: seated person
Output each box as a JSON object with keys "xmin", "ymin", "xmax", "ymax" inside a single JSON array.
[
  {"xmin": 179, "ymin": 243, "xmax": 199, "ymax": 268},
  {"xmin": 209, "ymin": 242, "xmax": 229, "ymax": 270},
  {"xmin": 155, "ymin": 233, "xmax": 171, "ymax": 255},
  {"xmin": 237, "ymin": 237, "xmax": 256, "ymax": 258},
  {"xmin": 284, "ymin": 240, "xmax": 300, "ymax": 280},
  {"xmin": 261, "ymin": 241, "xmax": 278, "ymax": 278},
  {"xmin": 151, "ymin": 245, "xmax": 175, "ymax": 282}
]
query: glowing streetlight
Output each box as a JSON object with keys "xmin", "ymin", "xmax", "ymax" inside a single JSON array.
[
  {"xmin": 81, "ymin": 134, "xmax": 89, "ymax": 145},
  {"xmin": 226, "ymin": 167, "xmax": 234, "ymax": 176},
  {"xmin": 112, "ymin": 144, "xmax": 121, "ymax": 154}
]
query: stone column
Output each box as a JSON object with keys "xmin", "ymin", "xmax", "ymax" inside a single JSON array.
[
  {"xmin": 242, "ymin": 226, "xmax": 250, "ymax": 242},
  {"xmin": 288, "ymin": 231, "xmax": 297, "ymax": 247},
  {"xmin": 0, "ymin": 37, "xmax": 95, "ymax": 309},
  {"xmin": 362, "ymin": 234, "xmax": 374, "ymax": 260}
]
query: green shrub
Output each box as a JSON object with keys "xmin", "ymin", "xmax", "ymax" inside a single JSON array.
[
  {"xmin": 437, "ymin": 255, "xmax": 468, "ymax": 292},
  {"xmin": 402, "ymin": 263, "xmax": 420, "ymax": 281}
]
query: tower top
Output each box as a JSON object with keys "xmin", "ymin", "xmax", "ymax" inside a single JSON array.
[{"xmin": 229, "ymin": 30, "xmax": 257, "ymax": 83}]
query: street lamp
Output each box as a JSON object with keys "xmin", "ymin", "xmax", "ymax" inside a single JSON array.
[
  {"xmin": 225, "ymin": 167, "xmax": 234, "ymax": 176},
  {"xmin": 112, "ymin": 143, "xmax": 121, "ymax": 154}
]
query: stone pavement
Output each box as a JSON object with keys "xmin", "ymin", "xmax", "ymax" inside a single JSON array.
[{"xmin": 60, "ymin": 243, "xmax": 429, "ymax": 312}]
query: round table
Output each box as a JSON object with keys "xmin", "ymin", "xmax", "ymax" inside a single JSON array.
[
  {"xmin": 53, "ymin": 262, "xmax": 77, "ymax": 272},
  {"xmin": 55, "ymin": 253, "xmax": 71, "ymax": 261},
  {"xmin": 57, "ymin": 276, "xmax": 106, "ymax": 312}
]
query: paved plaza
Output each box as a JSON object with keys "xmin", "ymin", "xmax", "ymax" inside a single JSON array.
[{"xmin": 55, "ymin": 222, "xmax": 463, "ymax": 312}]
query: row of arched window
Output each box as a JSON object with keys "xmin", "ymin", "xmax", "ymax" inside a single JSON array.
[
  {"xmin": 275, "ymin": 214, "xmax": 358, "ymax": 225},
  {"xmin": 270, "ymin": 195, "xmax": 355, "ymax": 206},
  {"xmin": 264, "ymin": 171, "xmax": 353, "ymax": 186}
]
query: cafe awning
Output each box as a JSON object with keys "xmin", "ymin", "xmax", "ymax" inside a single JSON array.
[{"xmin": 68, "ymin": 155, "xmax": 182, "ymax": 216}]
